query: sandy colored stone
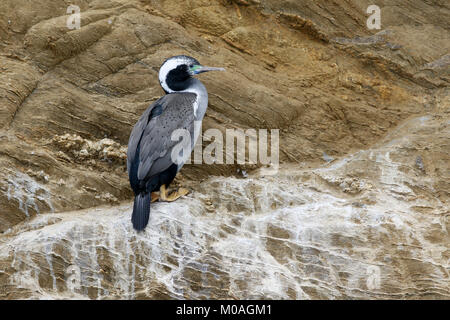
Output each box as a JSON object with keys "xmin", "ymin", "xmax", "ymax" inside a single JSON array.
[{"xmin": 0, "ymin": 0, "xmax": 449, "ymax": 299}]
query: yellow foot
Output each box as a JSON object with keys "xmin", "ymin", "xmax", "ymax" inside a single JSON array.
[
  {"xmin": 159, "ymin": 185, "xmax": 190, "ymax": 202},
  {"xmin": 151, "ymin": 192, "xmax": 159, "ymax": 203}
]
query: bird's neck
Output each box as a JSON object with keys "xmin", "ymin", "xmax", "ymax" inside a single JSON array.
[{"xmin": 167, "ymin": 78, "xmax": 208, "ymax": 120}]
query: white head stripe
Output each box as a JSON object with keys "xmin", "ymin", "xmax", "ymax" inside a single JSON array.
[{"xmin": 158, "ymin": 56, "xmax": 193, "ymax": 93}]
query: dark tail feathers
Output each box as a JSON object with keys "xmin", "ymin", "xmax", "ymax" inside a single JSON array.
[{"xmin": 132, "ymin": 192, "xmax": 150, "ymax": 231}]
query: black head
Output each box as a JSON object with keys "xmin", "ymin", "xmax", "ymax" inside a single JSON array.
[{"xmin": 158, "ymin": 55, "xmax": 225, "ymax": 93}]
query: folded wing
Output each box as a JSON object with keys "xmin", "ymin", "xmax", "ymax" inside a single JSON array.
[{"xmin": 127, "ymin": 93, "xmax": 196, "ymax": 192}]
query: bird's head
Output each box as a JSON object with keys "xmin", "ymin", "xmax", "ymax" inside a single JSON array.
[{"xmin": 158, "ymin": 55, "xmax": 225, "ymax": 93}]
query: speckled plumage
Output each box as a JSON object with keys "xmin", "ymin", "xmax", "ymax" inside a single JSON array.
[
  {"xmin": 127, "ymin": 92, "xmax": 196, "ymax": 193},
  {"xmin": 127, "ymin": 55, "xmax": 222, "ymax": 231}
]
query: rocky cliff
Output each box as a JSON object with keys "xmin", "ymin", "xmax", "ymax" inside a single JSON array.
[{"xmin": 0, "ymin": 0, "xmax": 449, "ymax": 299}]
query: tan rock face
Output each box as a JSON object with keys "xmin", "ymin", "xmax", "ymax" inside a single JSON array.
[{"xmin": 0, "ymin": 0, "xmax": 449, "ymax": 299}]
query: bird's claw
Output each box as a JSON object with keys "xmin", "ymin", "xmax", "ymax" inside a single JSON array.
[
  {"xmin": 159, "ymin": 185, "xmax": 189, "ymax": 202},
  {"xmin": 151, "ymin": 192, "xmax": 159, "ymax": 203}
]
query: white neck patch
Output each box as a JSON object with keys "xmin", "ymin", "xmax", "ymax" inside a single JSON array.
[{"xmin": 182, "ymin": 87, "xmax": 199, "ymax": 117}]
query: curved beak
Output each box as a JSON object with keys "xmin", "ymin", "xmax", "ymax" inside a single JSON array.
[{"xmin": 191, "ymin": 65, "xmax": 225, "ymax": 75}]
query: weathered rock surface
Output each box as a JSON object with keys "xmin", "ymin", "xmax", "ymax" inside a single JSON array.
[{"xmin": 0, "ymin": 0, "xmax": 449, "ymax": 299}]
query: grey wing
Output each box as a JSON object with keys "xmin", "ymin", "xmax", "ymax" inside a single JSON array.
[
  {"xmin": 127, "ymin": 100, "xmax": 158, "ymax": 175},
  {"xmin": 134, "ymin": 93, "xmax": 196, "ymax": 181}
]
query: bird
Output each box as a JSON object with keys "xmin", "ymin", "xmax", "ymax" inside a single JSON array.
[{"xmin": 127, "ymin": 55, "xmax": 224, "ymax": 231}]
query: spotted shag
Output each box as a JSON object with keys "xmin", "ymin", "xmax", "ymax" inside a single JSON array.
[{"xmin": 127, "ymin": 55, "xmax": 224, "ymax": 231}]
